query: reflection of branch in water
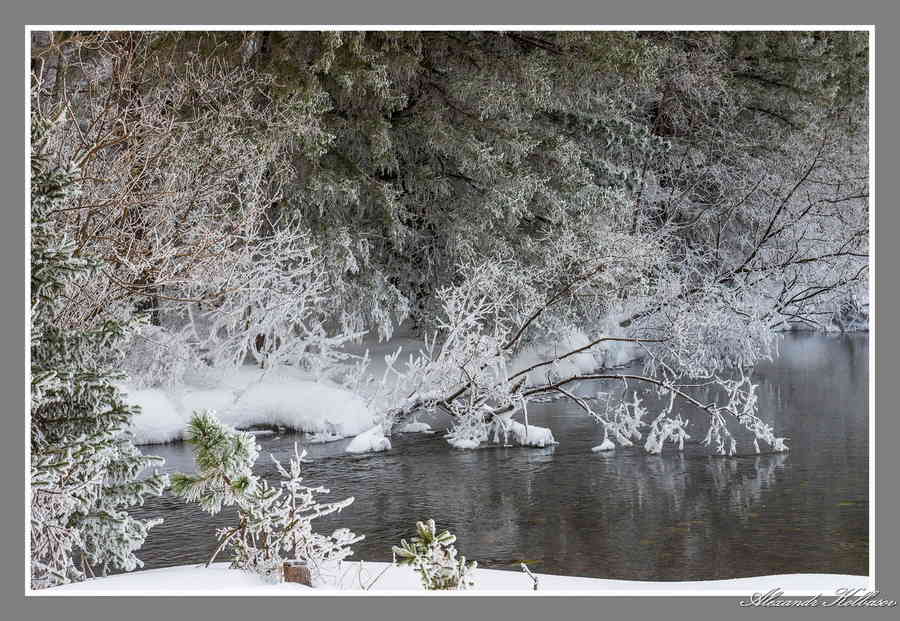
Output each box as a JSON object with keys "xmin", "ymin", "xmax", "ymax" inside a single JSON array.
[
  {"xmin": 604, "ymin": 450, "xmax": 788, "ymax": 521},
  {"xmin": 465, "ymin": 493, "xmax": 523, "ymax": 551},
  {"xmin": 703, "ymin": 452, "xmax": 788, "ymax": 518},
  {"xmin": 633, "ymin": 453, "xmax": 688, "ymax": 513}
]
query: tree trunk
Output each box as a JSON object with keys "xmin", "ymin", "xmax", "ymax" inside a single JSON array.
[{"xmin": 282, "ymin": 560, "xmax": 312, "ymax": 586}]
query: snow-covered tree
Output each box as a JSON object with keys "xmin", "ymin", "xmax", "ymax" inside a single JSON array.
[
  {"xmin": 30, "ymin": 111, "xmax": 167, "ymax": 589},
  {"xmin": 30, "ymin": 30, "xmax": 867, "ymax": 457},
  {"xmin": 171, "ymin": 411, "xmax": 363, "ymax": 582}
]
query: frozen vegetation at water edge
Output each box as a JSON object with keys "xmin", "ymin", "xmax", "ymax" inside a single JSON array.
[{"xmin": 119, "ymin": 367, "xmax": 376, "ymax": 446}]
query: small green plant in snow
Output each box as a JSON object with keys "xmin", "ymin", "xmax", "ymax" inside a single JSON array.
[{"xmin": 392, "ymin": 519, "xmax": 477, "ymax": 590}]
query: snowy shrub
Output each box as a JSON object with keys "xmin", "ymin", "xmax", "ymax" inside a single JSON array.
[
  {"xmin": 171, "ymin": 411, "xmax": 363, "ymax": 582},
  {"xmin": 175, "ymin": 220, "xmax": 368, "ymax": 377},
  {"xmin": 221, "ymin": 445, "xmax": 364, "ymax": 582},
  {"xmin": 121, "ymin": 322, "xmax": 202, "ymax": 388},
  {"xmin": 444, "ymin": 403, "xmax": 492, "ymax": 450},
  {"xmin": 392, "ymin": 519, "xmax": 477, "ymax": 591}
]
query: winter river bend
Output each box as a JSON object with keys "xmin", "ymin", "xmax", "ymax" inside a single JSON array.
[{"xmin": 133, "ymin": 333, "xmax": 868, "ymax": 581}]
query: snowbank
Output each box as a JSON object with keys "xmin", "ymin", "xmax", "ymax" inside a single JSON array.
[
  {"xmin": 345, "ymin": 425, "xmax": 392, "ymax": 454},
  {"xmin": 124, "ymin": 388, "xmax": 187, "ymax": 445},
  {"xmin": 119, "ymin": 367, "xmax": 376, "ymax": 445},
  {"xmin": 121, "ymin": 325, "xmax": 647, "ymax": 447},
  {"xmin": 225, "ymin": 380, "xmax": 372, "ymax": 438},
  {"xmin": 40, "ymin": 561, "xmax": 870, "ymax": 596}
]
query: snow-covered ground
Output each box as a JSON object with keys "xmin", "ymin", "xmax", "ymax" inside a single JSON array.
[{"xmin": 40, "ymin": 562, "xmax": 870, "ymax": 596}]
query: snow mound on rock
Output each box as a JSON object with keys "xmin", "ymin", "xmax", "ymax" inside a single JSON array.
[
  {"xmin": 592, "ymin": 438, "xmax": 616, "ymax": 452},
  {"xmin": 504, "ymin": 420, "xmax": 557, "ymax": 447},
  {"xmin": 446, "ymin": 436, "xmax": 482, "ymax": 450},
  {"xmin": 345, "ymin": 425, "xmax": 392, "ymax": 454}
]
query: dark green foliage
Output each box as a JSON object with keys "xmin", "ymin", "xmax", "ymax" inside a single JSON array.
[
  {"xmin": 169, "ymin": 411, "xmax": 259, "ymax": 514},
  {"xmin": 393, "ymin": 519, "xmax": 477, "ymax": 590}
]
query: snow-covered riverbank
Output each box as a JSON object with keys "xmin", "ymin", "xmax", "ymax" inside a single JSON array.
[
  {"xmin": 39, "ymin": 562, "xmax": 869, "ymax": 596},
  {"xmin": 120, "ymin": 366, "xmax": 377, "ymax": 445},
  {"xmin": 120, "ymin": 326, "xmax": 644, "ymax": 448}
]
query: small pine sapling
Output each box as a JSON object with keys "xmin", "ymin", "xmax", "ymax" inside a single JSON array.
[
  {"xmin": 172, "ymin": 411, "xmax": 363, "ymax": 583},
  {"xmin": 392, "ymin": 519, "xmax": 477, "ymax": 590},
  {"xmin": 169, "ymin": 410, "xmax": 259, "ymax": 514}
]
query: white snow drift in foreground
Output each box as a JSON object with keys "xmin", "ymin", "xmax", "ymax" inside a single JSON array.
[
  {"xmin": 345, "ymin": 425, "xmax": 392, "ymax": 454},
  {"xmin": 120, "ymin": 367, "xmax": 376, "ymax": 445},
  {"xmin": 41, "ymin": 562, "xmax": 870, "ymax": 596}
]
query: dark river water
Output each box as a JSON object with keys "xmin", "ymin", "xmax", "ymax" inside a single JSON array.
[{"xmin": 132, "ymin": 333, "xmax": 868, "ymax": 581}]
